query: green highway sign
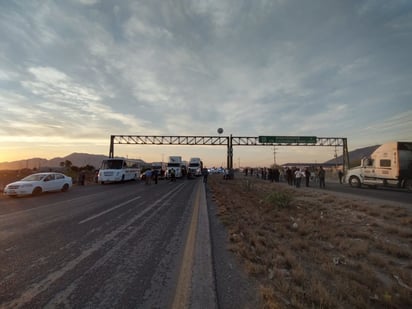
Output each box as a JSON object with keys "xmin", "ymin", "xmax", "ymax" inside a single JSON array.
[{"xmin": 258, "ymin": 136, "xmax": 317, "ymax": 144}]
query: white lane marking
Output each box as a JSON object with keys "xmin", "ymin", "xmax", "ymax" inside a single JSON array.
[
  {"xmin": 78, "ymin": 196, "xmax": 142, "ymax": 224},
  {"xmin": 0, "ymin": 192, "xmax": 105, "ymax": 219},
  {"xmin": 5, "ymin": 183, "xmax": 186, "ymax": 308}
]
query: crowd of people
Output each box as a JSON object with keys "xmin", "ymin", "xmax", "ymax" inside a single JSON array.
[
  {"xmin": 243, "ymin": 165, "xmax": 333, "ymax": 188},
  {"xmin": 141, "ymin": 167, "xmax": 210, "ymax": 184}
]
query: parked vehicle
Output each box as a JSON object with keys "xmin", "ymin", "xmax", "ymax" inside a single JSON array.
[
  {"xmin": 97, "ymin": 158, "xmax": 140, "ymax": 184},
  {"xmin": 165, "ymin": 156, "xmax": 183, "ymax": 178},
  {"xmin": 3, "ymin": 172, "xmax": 72, "ymax": 197},
  {"xmin": 346, "ymin": 141, "xmax": 412, "ymax": 190},
  {"xmin": 188, "ymin": 157, "xmax": 203, "ymax": 177},
  {"xmin": 151, "ymin": 162, "xmax": 166, "ymax": 179}
]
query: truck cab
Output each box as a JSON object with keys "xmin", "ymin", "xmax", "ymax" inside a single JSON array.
[
  {"xmin": 188, "ymin": 157, "xmax": 203, "ymax": 177},
  {"xmin": 346, "ymin": 141, "xmax": 412, "ymax": 190},
  {"xmin": 165, "ymin": 156, "xmax": 183, "ymax": 179}
]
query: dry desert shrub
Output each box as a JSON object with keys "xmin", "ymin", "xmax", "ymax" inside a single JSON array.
[{"xmin": 208, "ymin": 174, "xmax": 412, "ymax": 309}]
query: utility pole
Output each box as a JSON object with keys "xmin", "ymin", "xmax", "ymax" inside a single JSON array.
[{"xmin": 273, "ymin": 146, "xmax": 277, "ymax": 166}]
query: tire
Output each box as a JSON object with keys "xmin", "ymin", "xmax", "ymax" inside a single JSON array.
[
  {"xmin": 61, "ymin": 183, "xmax": 69, "ymax": 192},
  {"xmin": 32, "ymin": 187, "xmax": 43, "ymax": 196},
  {"xmin": 349, "ymin": 176, "xmax": 361, "ymax": 188}
]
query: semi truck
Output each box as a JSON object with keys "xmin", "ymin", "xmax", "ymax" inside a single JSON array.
[
  {"xmin": 346, "ymin": 141, "xmax": 412, "ymax": 191},
  {"xmin": 166, "ymin": 156, "xmax": 183, "ymax": 178},
  {"xmin": 188, "ymin": 157, "xmax": 203, "ymax": 177},
  {"xmin": 151, "ymin": 162, "xmax": 166, "ymax": 179}
]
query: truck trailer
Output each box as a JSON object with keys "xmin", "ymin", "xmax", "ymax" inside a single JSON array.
[{"xmin": 346, "ymin": 141, "xmax": 412, "ymax": 191}]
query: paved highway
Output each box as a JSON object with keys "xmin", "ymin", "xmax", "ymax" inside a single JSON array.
[
  {"xmin": 0, "ymin": 175, "xmax": 409, "ymax": 308},
  {"xmin": 312, "ymin": 179, "xmax": 412, "ymax": 207},
  {"xmin": 0, "ymin": 178, "xmax": 216, "ymax": 308}
]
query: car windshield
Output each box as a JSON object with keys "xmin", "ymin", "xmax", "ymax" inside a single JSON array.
[{"xmin": 22, "ymin": 174, "xmax": 47, "ymax": 181}]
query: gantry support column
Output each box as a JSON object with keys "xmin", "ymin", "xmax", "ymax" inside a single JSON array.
[{"xmin": 342, "ymin": 138, "xmax": 349, "ymax": 174}]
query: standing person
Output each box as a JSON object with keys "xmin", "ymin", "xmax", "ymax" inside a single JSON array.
[
  {"xmin": 202, "ymin": 168, "xmax": 209, "ymax": 183},
  {"xmin": 305, "ymin": 168, "xmax": 311, "ymax": 187},
  {"xmin": 274, "ymin": 168, "xmax": 280, "ymax": 182},
  {"xmin": 286, "ymin": 167, "xmax": 293, "ymax": 186},
  {"xmin": 170, "ymin": 168, "xmax": 176, "ymax": 182},
  {"xmin": 153, "ymin": 169, "xmax": 158, "ymax": 184},
  {"xmin": 145, "ymin": 169, "xmax": 152, "ymax": 185},
  {"xmin": 78, "ymin": 171, "xmax": 86, "ymax": 186},
  {"xmin": 292, "ymin": 167, "xmax": 297, "ymax": 187},
  {"xmin": 318, "ymin": 166, "xmax": 326, "ymax": 188},
  {"xmin": 294, "ymin": 168, "xmax": 302, "ymax": 188},
  {"xmin": 268, "ymin": 168, "xmax": 274, "ymax": 182},
  {"xmin": 338, "ymin": 170, "xmax": 344, "ymax": 184}
]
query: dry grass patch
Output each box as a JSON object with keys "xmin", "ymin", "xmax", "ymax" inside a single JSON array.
[{"xmin": 208, "ymin": 175, "xmax": 412, "ymax": 308}]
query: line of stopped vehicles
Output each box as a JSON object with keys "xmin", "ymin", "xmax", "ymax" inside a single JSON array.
[
  {"xmin": 3, "ymin": 141, "xmax": 412, "ymax": 197},
  {"xmin": 2, "ymin": 156, "xmax": 211, "ymax": 197}
]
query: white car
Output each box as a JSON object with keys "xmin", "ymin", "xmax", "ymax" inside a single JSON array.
[{"xmin": 3, "ymin": 172, "xmax": 73, "ymax": 197}]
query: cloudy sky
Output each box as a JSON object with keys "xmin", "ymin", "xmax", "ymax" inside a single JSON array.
[{"xmin": 0, "ymin": 0, "xmax": 411, "ymax": 167}]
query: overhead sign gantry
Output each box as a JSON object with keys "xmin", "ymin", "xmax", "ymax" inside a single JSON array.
[{"xmin": 109, "ymin": 135, "xmax": 349, "ymax": 172}]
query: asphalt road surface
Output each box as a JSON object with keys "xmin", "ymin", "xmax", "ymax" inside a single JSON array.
[
  {"xmin": 311, "ymin": 179, "xmax": 412, "ymax": 207},
  {"xmin": 0, "ymin": 178, "xmax": 217, "ymax": 308},
  {"xmin": 0, "ymin": 175, "xmax": 409, "ymax": 308}
]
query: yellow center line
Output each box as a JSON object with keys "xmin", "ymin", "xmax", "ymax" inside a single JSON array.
[{"xmin": 171, "ymin": 182, "xmax": 201, "ymax": 309}]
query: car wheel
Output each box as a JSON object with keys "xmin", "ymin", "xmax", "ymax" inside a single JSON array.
[
  {"xmin": 61, "ymin": 183, "xmax": 69, "ymax": 192},
  {"xmin": 32, "ymin": 187, "xmax": 43, "ymax": 195},
  {"xmin": 349, "ymin": 176, "xmax": 361, "ymax": 188}
]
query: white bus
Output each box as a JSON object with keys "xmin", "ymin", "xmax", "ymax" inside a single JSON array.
[{"xmin": 97, "ymin": 158, "xmax": 141, "ymax": 184}]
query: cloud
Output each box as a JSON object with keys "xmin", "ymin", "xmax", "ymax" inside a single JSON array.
[{"xmin": 0, "ymin": 0, "xmax": 411, "ymax": 163}]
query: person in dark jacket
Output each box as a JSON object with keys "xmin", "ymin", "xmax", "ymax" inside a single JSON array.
[
  {"xmin": 305, "ymin": 168, "xmax": 311, "ymax": 187},
  {"xmin": 202, "ymin": 168, "xmax": 209, "ymax": 183},
  {"xmin": 318, "ymin": 166, "xmax": 326, "ymax": 188},
  {"xmin": 338, "ymin": 170, "xmax": 344, "ymax": 184}
]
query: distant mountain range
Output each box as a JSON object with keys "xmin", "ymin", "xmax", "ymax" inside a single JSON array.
[
  {"xmin": 0, "ymin": 153, "xmax": 146, "ymax": 171},
  {"xmin": 0, "ymin": 145, "xmax": 380, "ymax": 171},
  {"xmin": 323, "ymin": 145, "xmax": 380, "ymax": 165}
]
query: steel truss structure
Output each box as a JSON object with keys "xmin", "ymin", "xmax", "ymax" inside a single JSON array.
[{"xmin": 109, "ymin": 135, "xmax": 349, "ymax": 172}]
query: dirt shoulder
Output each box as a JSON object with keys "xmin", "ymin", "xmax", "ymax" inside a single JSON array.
[{"xmin": 207, "ymin": 174, "xmax": 412, "ymax": 309}]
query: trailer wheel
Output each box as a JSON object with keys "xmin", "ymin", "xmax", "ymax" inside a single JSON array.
[{"xmin": 349, "ymin": 176, "xmax": 361, "ymax": 188}]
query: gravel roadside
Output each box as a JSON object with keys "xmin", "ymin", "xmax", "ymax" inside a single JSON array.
[{"xmin": 205, "ymin": 185, "xmax": 262, "ymax": 309}]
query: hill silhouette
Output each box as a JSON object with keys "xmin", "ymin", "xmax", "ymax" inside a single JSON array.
[
  {"xmin": 0, "ymin": 145, "xmax": 380, "ymax": 171},
  {"xmin": 0, "ymin": 153, "xmax": 145, "ymax": 170},
  {"xmin": 323, "ymin": 145, "xmax": 380, "ymax": 165}
]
